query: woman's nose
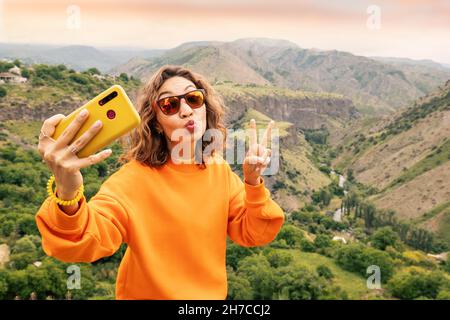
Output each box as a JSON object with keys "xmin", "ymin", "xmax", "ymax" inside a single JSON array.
[{"xmin": 179, "ymin": 98, "xmax": 193, "ymax": 118}]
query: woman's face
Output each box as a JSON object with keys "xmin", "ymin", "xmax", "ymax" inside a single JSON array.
[{"xmin": 155, "ymin": 76, "xmax": 207, "ymax": 151}]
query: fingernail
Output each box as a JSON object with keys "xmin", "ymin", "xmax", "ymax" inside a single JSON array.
[
  {"xmin": 80, "ymin": 109, "xmax": 88, "ymax": 117},
  {"xmin": 104, "ymin": 149, "xmax": 112, "ymax": 154},
  {"xmin": 93, "ymin": 120, "xmax": 102, "ymax": 128}
]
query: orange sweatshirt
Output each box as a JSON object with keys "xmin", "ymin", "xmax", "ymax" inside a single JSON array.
[{"xmin": 35, "ymin": 155, "xmax": 285, "ymax": 299}]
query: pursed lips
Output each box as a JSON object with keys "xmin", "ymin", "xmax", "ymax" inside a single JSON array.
[{"xmin": 184, "ymin": 120, "xmax": 195, "ymax": 132}]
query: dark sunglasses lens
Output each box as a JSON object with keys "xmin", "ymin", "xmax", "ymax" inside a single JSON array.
[
  {"xmin": 185, "ymin": 91, "xmax": 204, "ymax": 108},
  {"xmin": 159, "ymin": 97, "xmax": 179, "ymax": 115}
]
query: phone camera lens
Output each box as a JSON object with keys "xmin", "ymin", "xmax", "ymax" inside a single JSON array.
[{"xmin": 107, "ymin": 109, "xmax": 116, "ymax": 119}]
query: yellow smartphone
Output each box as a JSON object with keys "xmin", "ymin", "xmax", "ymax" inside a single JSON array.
[{"xmin": 52, "ymin": 85, "xmax": 141, "ymax": 158}]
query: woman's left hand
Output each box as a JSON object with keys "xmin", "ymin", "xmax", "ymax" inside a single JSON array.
[{"xmin": 243, "ymin": 119, "xmax": 273, "ymax": 186}]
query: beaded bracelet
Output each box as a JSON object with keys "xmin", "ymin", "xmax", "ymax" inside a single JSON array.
[{"xmin": 47, "ymin": 175, "xmax": 84, "ymax": 206}]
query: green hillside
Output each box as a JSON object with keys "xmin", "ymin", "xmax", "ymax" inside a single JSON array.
[{"xmin": 332, "ymin": 81, "xmax": 450, "ymax": 249}]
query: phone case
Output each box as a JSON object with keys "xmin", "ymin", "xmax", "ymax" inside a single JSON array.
[{"xmin": 52, "ymin": 84, "xmax": 141, "ymax": 158}]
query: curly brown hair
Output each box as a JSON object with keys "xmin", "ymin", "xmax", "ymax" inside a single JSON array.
[{"xmin": 118, "ymin": 65, "xmax": 228, "ymax": 169}]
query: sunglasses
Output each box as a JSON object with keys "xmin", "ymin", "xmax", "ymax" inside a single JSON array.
[{"xmin": 153, "ymin": 89, "xmax": 206, "ymax": 116}]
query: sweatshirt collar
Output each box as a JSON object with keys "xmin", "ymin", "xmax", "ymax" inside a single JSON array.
[{"xmin": 165, "ymin": 156, "xmax": 204, "ymax": 173}]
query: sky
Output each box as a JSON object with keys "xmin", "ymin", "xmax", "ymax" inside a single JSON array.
[{"xmin": 0, "ymin": 0, "xmax": 449, "ymax": 64}]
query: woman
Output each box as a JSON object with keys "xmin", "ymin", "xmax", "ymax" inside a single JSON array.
[{"xmin": 35, "ymin": 65, "xmax": 285, "ymax": 300}]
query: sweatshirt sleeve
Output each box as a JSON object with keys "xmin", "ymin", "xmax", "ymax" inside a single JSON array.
[
  {"xmin": 35, "ymin": 177, "xmax": 130, "ymax": 263},
  {"xmin": 226, "ymin": 165, "xmax": 285, "ymax": 247}
]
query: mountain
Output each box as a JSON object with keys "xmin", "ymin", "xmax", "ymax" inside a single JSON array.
[
  {"xmin": 333, "ymin": 80, "xmax": 450, "ymax": 245},
  {"xmin": 3, "ymin": 40, "xmax": 449, "ymax": 115},
  {"xmin": 111, "ymin": 38, "xmax": 450, "ymax": 115},
  {"xmin": 371, "ymin": 56, "xmax": 450, "ymax": 72},
  {"xmin": 0, "ymin": 43, "xmax": 166, "ymax": 72},
  {"xmin": 0, "ymin": 61, "xmax": 359, "ymax": 212}
]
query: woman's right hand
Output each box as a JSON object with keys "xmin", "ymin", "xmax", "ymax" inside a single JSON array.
[{"xmin": 37, "ymin": 109, "xmax": 112, "ymax": 200}]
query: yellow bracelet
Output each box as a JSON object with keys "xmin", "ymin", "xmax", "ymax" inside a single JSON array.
[{"xmin": 47, "ymin": 175, "xmax": 84, "ymax": 206}]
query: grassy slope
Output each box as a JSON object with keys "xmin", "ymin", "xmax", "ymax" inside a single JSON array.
[
  {"xmin": 214, "ymin": 83, "xmax": 345, "ymax": 100},
  {"xmin": 418, "ymin": 201, "xmax": 450, "ymax": 245},
  {"xmin": 279, "ymin": 249, "xmax": 371, "ymax": 299},
  {"xmin": 1, "ymin": 120, "xmax": 43, "ymax": 146},
  {"xmin": 385, "ymin": 138, "xmax": 450, "ymax": 191}
]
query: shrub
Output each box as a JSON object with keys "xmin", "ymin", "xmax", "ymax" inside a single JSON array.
[
  {"xmin": 314, "ymin": 234, "xmax": 332, "ymax": 249},
  {"xmin": 300, "ymin": 239, "xmax": 315, "ymax": 252},
  {"xmin": 445, "ymin": 256, "xmax": 450, "ymax": 274},
  {"xmin": 119, "ymin": 73, "xmax": 129, "ymax": 82},
  {"xmin": 0, "ymin": 87, "xmax": 7, "ymax": 98},
  {"xmin": 436, "ymin": 290, "xmax": 450, "ymax": 300},
  {"xmin": 264, "ymin": 249, "xmax": 293, "ymax": 268},
  {"xmin": 402, "ymin": 250, "xmax": 435, "ymax": 268},
  {"xmin": 69, "ymin": 73, "xmax": 89, "ymax": 85},
  {"xmin": 226, "ymin": 242, "xmax": 257, "ymax": 270},
  {"xmin": 237, "ymin": 254, "xmax": 274, "ymax": 299},
  {"xmin": 335, "ymin": 244, "xmax": 395, "ymax": 281},
  {"xmin": 291, "ymin": 211, "xmax": 313, "ymax": 224},
  {"xmin": 275, "ymin": 225, "xmax": 304, "ymax": 248},
  {"xmin": 273, "ymin": 265, "xmax": 345, "ymax": 299},
  {"xmin": 227, "ymin": 267, "xmax": 253, "ymax": 299},
  {"xmin": 371, "ymin": 227, "xmax": 399, "ymax": 250},
  {"xmin": 316, "ymin": 265, "xmax": 334, "ymax": 279},
  {"xmin": 387, "ymin": 268, "xmax": 449, "ymax": 300},
  {"xmin": 8, "ymin": 252, "xmax": 37, "ymax": 270}
]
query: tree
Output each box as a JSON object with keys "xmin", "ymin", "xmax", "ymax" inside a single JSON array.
[
  {"xmin": 119, "ymin": 73, "xmax": 129, "ymax": 82},
  {"xmin": 69, "ymin": 264, "xmax": 96, "ymax": 299},
  {"xmin": 0, "ymin": 62, "xmax": 14, "ymax": 72},
  {"xmin": 312, "ymin": 189, "xmax": 331, "ymax": 207},
  {"xmin": 347, "ymin": 168, "xmax": 355, "ymax": 182},
  {"xmin": 0, "ymin": 87, "xmax": 7, "ymax": 98},
  {"xmin": 335, "ymin": 244, "xmax": 395, "ymax": 281},
  {"xmin": 226, "ymin": 242, "xmax": 257, "ymax": 270},
  {"xmin": 406, "ymin": 228, "xmax": 434, "ymax": 252},
  {"xmin": 371, "ymin": 226, "xmax": 399, "ymax": 250},
  {"xmin": 361, "ymin": 202, "xmax": 376, "ymax": 229},
  {"xmin": 226, "ymin": 266, "xmax": 253, "ymax": 299},
  {"xmin": 445, "ymin": 256, "xmax": 450, "ymax": 274},
  {"xmin": 263, "ymin": 249, "xmax": 293, "ymax": 268},
  {"xmin": 21, "ymin": 68, "xmax": 30, "ymax": 78},
  {"xmin": 300, "ymin": 239, "xmax": 315, "ymax": 252},
  {"xmin": 275, "ymin": 225, "xmax": 304, "ymax": 248},
  {"xmin": 316, "ymin": 265, "xmax": 334, "ymax": 279},
  {"xmin": 0, "ymin": 220, "xmax": 14, "ymax": 236},
  {"xmin": 5, "ymin": 269, "xmax": 29, "ymax": 299},
  {"xmin": 87, "ymin": 68, "xmax": 101, "ymax": 75},
  {"xmin": 387, "ymin": 269, "xmax": 448, "ymax": 300},
  {"xmin": 237, "ymin": 254, "xmax": 274, "ymax": 299},
  {"xmin": 26, "ymin": 265, "xmax": 53, "ymax": 299},
  {"xmin": 69, "ymin": 73, "xmax": 89, "ymax": 85},
  {"xmin": 9, "ymin": 252, "xmax": 37, "ymax": 270},
  {"xmin": 17, "ymin": 215, "xmax": 39, "ymax": 236},
  {"xmin": 437, "ymin": 290, "xmax": 450, "ymax": 300},
  {"xmin": 314, "ymin": 234, "xmax": 332, "ymax": 249},
  {"xmin": 291, "ymin": 211, "xmax": 313, "ymax": 224},
  {"xmin": 273, "ymin": 265, "xmax": 343, "ymax": 299},
  {"xmin": 0, "ymin": 270, "xmax": 8, "ymax": 299},
  {"xmin": 12, "ymin": 236, "xmax": 36, "ymax": 254}
]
